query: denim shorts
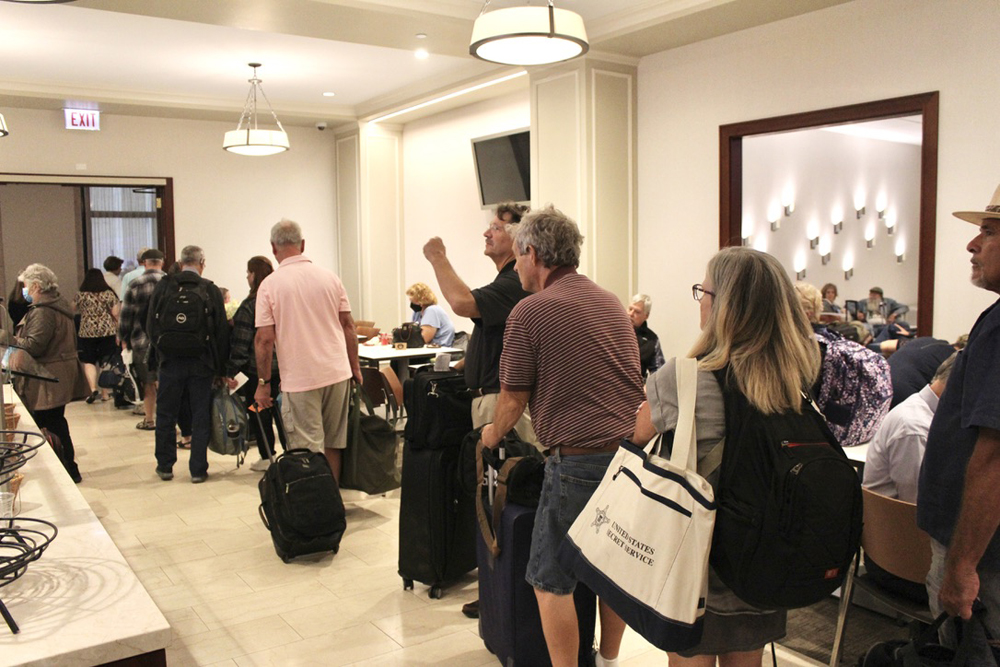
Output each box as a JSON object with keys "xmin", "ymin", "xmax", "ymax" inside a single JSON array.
[{"xmin": 525, "ymin": 450, "xmax": 615, "ymax": 595}]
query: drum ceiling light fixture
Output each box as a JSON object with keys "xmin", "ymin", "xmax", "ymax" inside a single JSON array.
[
  {"xmin": 222, "ymin": 63, "xmax": 289, "ymax": 156},
  {"xmin": 470, "ymin": 0, "xmax": 588, "ymax": 67}
]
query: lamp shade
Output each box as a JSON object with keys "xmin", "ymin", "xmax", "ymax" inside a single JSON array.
[
  {"xmin": 470, "ymin": 5, "xmax": 588, "ymax": 66},
  {"xmin": 223, "ymin": 128, "xmax": 289, "ymax": 156},
  {"xmin": 0, "ymin": 114, "xmax": 8, "ymax": 138}
]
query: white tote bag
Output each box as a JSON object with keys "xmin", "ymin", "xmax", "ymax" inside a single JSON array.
[{"xmin": 557, "ymin": 358, "xmax": 716, "ymax": 651}]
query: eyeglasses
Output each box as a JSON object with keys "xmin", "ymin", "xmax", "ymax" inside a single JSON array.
[{"xmin": 692, "ymin": 284, "xmax": 715, "ymax": 302}]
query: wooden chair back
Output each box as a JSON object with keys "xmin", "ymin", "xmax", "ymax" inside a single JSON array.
[{"xmin": 860, "ymin": 487, "xmax": 932, "ymax": 584}]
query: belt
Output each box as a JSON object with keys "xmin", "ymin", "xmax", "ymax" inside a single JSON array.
[
  {"xmin": 470, "ymin": 388, "xmax": 500, "ymax": 398},
  {"xmin": 548, "ymin": 439, "xmax": 621, "ymax": 457}
]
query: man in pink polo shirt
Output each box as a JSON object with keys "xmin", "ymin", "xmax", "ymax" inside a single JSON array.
[{"xmin": 253, "ymin": 219, "xmax": 362, "ymax": 481}]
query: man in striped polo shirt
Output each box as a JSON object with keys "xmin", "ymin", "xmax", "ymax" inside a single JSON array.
[{"xmin": 481, "ymin": 206, "xmax": 644, "ymax": 667}]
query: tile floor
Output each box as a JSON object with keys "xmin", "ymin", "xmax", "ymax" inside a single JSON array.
[{"xmin": 66, "ymin": 399, "xmax": 825, "ymax": 666}]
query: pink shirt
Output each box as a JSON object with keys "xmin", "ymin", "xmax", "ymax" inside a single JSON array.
[{"xmin": 255, "ymin": 254, "xmax": 353, "ymax": 392}]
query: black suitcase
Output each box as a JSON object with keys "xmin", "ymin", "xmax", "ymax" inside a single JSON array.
[
  {"xmin": 398, "ymin": 439, "xmax": 477, "ymax": 598},
  {"xmin": 403, "ymin": 369, "xmax": 473, "ymax": 450},
  {"xmin": 256, "ymin": 409, "xmax": 347, "ymax": 563},
  {"xmin": 477, "ymin": 500, "xmax": 597, "ymax": 666}
]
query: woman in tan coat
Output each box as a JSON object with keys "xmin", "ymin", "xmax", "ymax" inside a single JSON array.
[{"xmin": 6, "ymin": 264, "xmax": 89, "ymax": 483}]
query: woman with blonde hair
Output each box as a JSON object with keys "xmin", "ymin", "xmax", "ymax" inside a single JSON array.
[
  {"xmin": 406, "ymin": 282, "xmax": 455, "ymax": 346},
  {"xmin": 633, "ymin": 247, "xmax": 820, "ymax": 667}
]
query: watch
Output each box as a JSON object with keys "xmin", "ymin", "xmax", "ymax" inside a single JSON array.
[{"xmin": 258, "ymin": 378, "xmax": 270, "ymax": 386}]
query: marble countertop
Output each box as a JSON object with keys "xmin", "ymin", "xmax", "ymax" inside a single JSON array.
[{"xmin": 0, "ymin": 386, "xmax": 170, "ymax": 667}]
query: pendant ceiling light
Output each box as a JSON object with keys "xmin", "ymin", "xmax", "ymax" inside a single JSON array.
[
  {"xmin": 0, "ymin": 114, "xmax": 8, "ymax": 138},
  {"xmin": 470, "ymin": 0, "xmax": 588, "ymax": 67},
  {"xmin": 222, "ymin": 63, "xmax": 289, "ymax": 156}
]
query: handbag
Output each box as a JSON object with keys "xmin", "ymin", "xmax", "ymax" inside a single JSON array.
[
  {"xmin": 97, "ymin": 351, "xmax": 126, "ymax": 389},
  {"xmin": 858, "ymin": 605, "xmax": 999, "ymax": 667},
  {"xmin": 209, "ymin": 386, "xmax": 249, "ymax": 464},
  {"xmin": 556, "ymin": 358, "xmax": 717, "ymax": 652},
  {"xmin": 341, "ymin": 384, "xmax": 401, "ymax": 495},
  {"xmin": 392, "ymin": 322, "xmax": 424, "ymax": 348}
]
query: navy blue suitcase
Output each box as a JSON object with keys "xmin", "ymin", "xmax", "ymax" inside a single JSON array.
[{"xmin": 477, "ymin": 499, "xmax": 597, "ymax": 666}]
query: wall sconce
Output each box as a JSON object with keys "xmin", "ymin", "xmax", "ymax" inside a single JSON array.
[
  {"xmin": 782, "ymin": 187, "xmax": 795, "ymax": 217},
  {"xmin": 885, "ymin": 208, "xmax": 897, "ymax": 236},
  {"xmin": 794, "ymin": 252, "xmax": 807, "ymax": 281},
  {"xmin": 843, "ymin": 253, "xmax": 854, "ymax": 280},
  {"xmin": 741, "ymin": 216, "xmax": 753, "ymax": 246},
  {"xmin": 819, "ymin": 237, "xmax": 832, "ymax": 265},
  {"xmin": 844, "ymin": 267, "xmax": 854, "ymax": 280},
  {"xmin": 768, "ymin": 202, "xmax": 781, "ymax": 232},
  {"xmin": 895, "ymin": 238, "xmax": 906, "ymax": 263},
  {"xmin": 854, "ymin": 191, "xmax": 866, "ymax": 219},
  {"xmin": 831, "ymin": 207, "xmax": 843, "ymax": 234},
  {"xmin": 876, "ymin": 193, "xmax": 888, "ymax": 220},
  {"xmin": 807, "ymin": 218, "xmax": 820, "ymax": 249},
  {"xmin": 865, "ymin": 224, "xmax": 876, "ymax": 249}
]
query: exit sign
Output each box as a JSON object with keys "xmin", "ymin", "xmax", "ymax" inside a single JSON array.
[{"xmin": 64, "ymin": 109, "xmax": 100, "ymax": 131}]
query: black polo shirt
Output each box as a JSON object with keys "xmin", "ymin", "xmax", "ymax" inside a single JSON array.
[{"xmin": 464, "ymin": 261, "xmax": 530, "ymax": 391}]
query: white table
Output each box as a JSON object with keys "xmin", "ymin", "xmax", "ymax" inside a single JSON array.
[
  {"xmin": 0, "ymin": 386, "xmax": 170, "ymax": 666},
  {"xmin": 843, "ymin": 441, "xmax": 869, "ymax": 475},
  {"xmin": 357, "ymin": 345, "xmax": 460, "ymax": 381}
]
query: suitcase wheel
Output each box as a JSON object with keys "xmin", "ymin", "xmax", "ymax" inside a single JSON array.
[
  {"xmin": 429, "ymin": 585, "xmax": 443, "ymax": 600},
  {"xmin": 402, "ymin": 578, "xmax": 414, "ymax": 591}
]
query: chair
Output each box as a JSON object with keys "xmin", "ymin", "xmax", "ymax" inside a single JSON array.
[
  {"xmin": 829, "ymin": 488, "xmax": 934, "ymax": 666},
  {"xmin": 360, "ymin": 366, "xmax": 404, "ymax": 423}
]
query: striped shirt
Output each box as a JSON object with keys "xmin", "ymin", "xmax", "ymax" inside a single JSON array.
[{"xmin": 500, "ymin": 268, "xmax": 644, "ymax": 449}]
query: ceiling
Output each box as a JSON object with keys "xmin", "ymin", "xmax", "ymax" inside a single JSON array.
[{"xmin": 0, "ymin": 0, "xmax": 853, "ymax": 129}]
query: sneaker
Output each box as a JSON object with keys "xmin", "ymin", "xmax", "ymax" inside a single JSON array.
[
  {"xmin": 249, "ymin": 458, "xmax": 271, "ymax": 472},
  {"xmin": 132, "ymin": 405, "xmax": 145, "ymax": 416},
  {"xmin": 155, "ymin": 468, "xmax": 173, "ymax": 481},
  {"xmin": 191, "ymin": 474, "xmax": 208, "ymax": 484},
  {"xmin": 461, "ymin": 600, "xmax": 479, "ymax": 619}
]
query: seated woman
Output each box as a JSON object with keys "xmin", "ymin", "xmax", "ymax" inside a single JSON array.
[
  {"xmin": 634, "ymin": 247, "xmax": 820, "ymax": 667},
  {"xmin": 406, "ymin": 282, "xmax": 455, "ymax": 346}
]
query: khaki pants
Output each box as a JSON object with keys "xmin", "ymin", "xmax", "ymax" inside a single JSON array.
[{"xmin": 471, "ymin": 393, "xmax": 543, "ymax": 452}]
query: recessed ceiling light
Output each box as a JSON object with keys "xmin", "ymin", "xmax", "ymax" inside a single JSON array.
[
  {"xmin": 415, "ymin": 48, "xmax": 429, "ymax": 60},
  {"xmin": 415, "ymin": 33, "xmax": 427, "ymax": 39},
  {"xmin": 322, "ymin": 92, "xmax": 336, "ymax": 97}
]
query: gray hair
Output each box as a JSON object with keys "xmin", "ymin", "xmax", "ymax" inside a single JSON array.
[
  {"xmin": 135, "ymin": 247, "xmax": 148, "ymax": 262},
  {"xmin": 932, "ymin": 351, "xmax": 958, "ymax": 385},
  {"xmin": 271, "ymin": 219, "xmax": 303, "ymax": 247},
  {"xmin": 19, "ymin": 263, "xmax": 59, "ymax": 293},
  {"xmin": 180, "ymin": 245, "xmax": 204, "ymax": 266},
  {"xmin": 630, "ymin": 293, "xmax": 652, "ymax": 316},
  {"xmin": 513, "ymin": 206, "xmax": 583, "ymax": 269}
]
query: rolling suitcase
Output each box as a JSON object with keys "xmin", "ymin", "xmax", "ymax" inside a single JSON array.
[
  {"xmin": 255, "ymin": 407, "xmax": 347, "ymax": 563},
  {"xmin": 476, "ymin": 441, "xmax": 597, "ymax": 666},
  {"xmin": 397, "ymin": 438, "xmax": 477, "ymax": 598}
]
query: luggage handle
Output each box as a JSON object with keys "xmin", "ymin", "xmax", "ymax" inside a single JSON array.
[
  {"xmin": 258, "ymin": 503, "xmax": 270, "ymax": 530},
  {"xmin": 251, "ymin": 398, "xmax": 283, "ymax": 465}
]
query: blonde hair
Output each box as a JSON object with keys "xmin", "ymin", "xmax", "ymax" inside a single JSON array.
[
  {"xmin": 690, "ymin": 247, "xmax": 820, "ymax": 414},
  {"xmin": 794, "ymin": 282, "xmax": 823, "ymax": 324},
  {"xmin": 406, "ymin": 282, "xmax": 438, "ymax": 306}
]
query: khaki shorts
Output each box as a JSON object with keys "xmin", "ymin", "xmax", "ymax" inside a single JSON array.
[{"xmin": 281, "ymin": 379, "xmax": 351, "ymax": 453}]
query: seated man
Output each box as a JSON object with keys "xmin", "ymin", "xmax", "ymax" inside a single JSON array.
[
  {"xmin": 887, "ymin": 335, "xmax": 965, "ymax": 407},
  {"xmin": 860, "ymin": 286, "xmax": 909, "ymax": 335},
  {"xmin": 862, "ymin": 352, "xmax": 957, "ymax": 602},
  {"xmin": 626, "ymin": 293, "xmax": 664, "ymax": 377}
]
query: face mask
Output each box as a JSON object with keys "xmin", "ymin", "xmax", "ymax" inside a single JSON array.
[
  {"xmin": 22, "ymin": 287, "xmax": 32, "ymax": 304},
  {"xmin": 409, "ymin": 302, "xmax": 422, "ymax": 313}
]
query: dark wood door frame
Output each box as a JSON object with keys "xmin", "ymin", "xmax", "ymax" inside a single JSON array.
[{"xmin": 720, "ymin": 92, "xmax": 939, "ymax": 335}]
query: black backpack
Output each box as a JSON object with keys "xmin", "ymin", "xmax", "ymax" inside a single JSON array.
[
  {"xmin": 710, "ymin": 369, "xmax": 863, "ymax": 609},
  {"xmin": 154, "ymin": 275, "xmax": 212, "ymax": 358}
]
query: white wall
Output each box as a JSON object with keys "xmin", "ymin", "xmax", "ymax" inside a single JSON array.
[
  {"xmin": 637, "ymin": 0, "xmax": 1000, "ymax": 357},
  {"xmin": 743, "ymin": 129, "xmax": 921, "ymax": 321},
  {"xmin": 401, "ymin": 94, "xmax": 530, "ymax": 334},
  {"xmin": 0, "ymin": 108, "xmax": 338, "ymax": 306}
]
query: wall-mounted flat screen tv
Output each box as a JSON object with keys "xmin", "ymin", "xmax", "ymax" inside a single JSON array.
[{"xmin": 472, "ymin": 129, "xmax": 530, "ymax": 209}]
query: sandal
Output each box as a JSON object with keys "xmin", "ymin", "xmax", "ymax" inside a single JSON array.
[
  {"xmin": 177, "ymin": 440, "xmax": 191, "ymax": 449},
  {"xmin": 136, "ymin": 420, "xmax": 156, "ymax": 430}
]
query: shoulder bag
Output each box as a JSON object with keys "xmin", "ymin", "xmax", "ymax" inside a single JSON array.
[{"xmin": 556, "ymin": 357, "xmax": 717, "ymax": 652}]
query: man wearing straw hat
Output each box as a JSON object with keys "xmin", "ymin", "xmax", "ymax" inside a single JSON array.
[{"xmin": 919, "ymin": 185, "xmax": 1000, "ymax": 661}]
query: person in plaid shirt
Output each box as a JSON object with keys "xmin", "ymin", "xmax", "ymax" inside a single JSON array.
[{"xmin": 118, "ymin": 248, "xmax": 166, "ymax": 430}]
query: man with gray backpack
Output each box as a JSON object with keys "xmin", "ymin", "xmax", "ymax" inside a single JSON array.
[{"xmin": 146, "ymin": 245, "xmax": 229, "ymax": 484}]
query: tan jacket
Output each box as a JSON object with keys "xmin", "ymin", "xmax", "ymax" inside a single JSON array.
[{"xmin": 12, "ymin": 291, "xmax": 90, "ymax": 411}]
